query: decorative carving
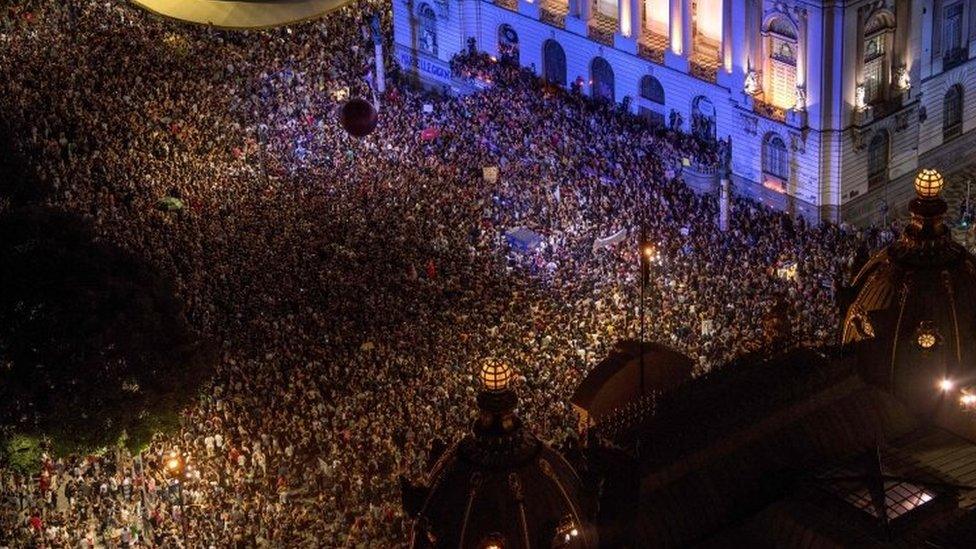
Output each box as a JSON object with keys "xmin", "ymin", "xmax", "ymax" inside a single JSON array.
[
  {"xmin": 744, "ymin": 70, "xmax": 761, "ymax": 96},
  {"xmin": 896, "ymin": 110, "xmax": 911, "ymax": 131},
  {"xmin": 855, "ymin": 84, "xmax": 867, "ymax": 111},
  {"xmin": 851, "ymin": 128, "xmax": 867, "ymax": 151},
  {"xmin": 895, "ymin": 66, "xmax": 911, "ymax": 91},
  {"xmin": 790, "ymin": 131, "xmax": 806, "ymax": 153},
  {"xmin": 794, "ymin": 84, "xmax": 807, "ymax": 112},
  {"xmin": 740, "ymin": 112, "xmax": 759, "ymax": 135}
]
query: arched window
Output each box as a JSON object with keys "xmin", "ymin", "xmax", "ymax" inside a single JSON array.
[
  {"xmin": 862, "ymin": 12, "xmax": 894, "ymax": 105},
  {"xmin": 762, "ymin": 15, "xmax": 798, "ymax": 110},
  {"xmin": 639, "ymin": 75, "xmax": 665, "ymax": 126},
  {"xmin": 498, "ymin": 24, "xmax": 519, "ymax": 64},
  {"xmin": 542, "ymin": 40, "xmax": 566, "ymax": 86},
  {"xmin": 868, "ymin": 131, "xmax": 889, "ymax": 189},
  {"xmin": 417, "ymin": 4, "xmax": 437, "ymax": 56},
  {"xmin": 640, "ymin": 75, "xmax": 665, "ymax": 104},
  {"xmin": 763, "ymin": 133, "xmax": 789, "ymax": 179},
  {"xmin": 944, "ymin": 84, "xmax": 964, "ymax": 140},
  {"xmin": 591, "ymin": 57, "xmax": 615, "ymax": 102},
  {"xmin": 691, "ymin": 95, "xmax": 716, "ymax": 141}
]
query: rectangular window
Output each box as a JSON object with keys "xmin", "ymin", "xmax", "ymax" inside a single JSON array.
[
  {"xmin": 769, "ymin": 59, "xmax": 796, "ymax": 110},
  {"xmin": 943, "ymin": 3, "xmax": 965, "ymax": 68},
  {"xmin": 863, "ymin": 57, "xmax": 884, "ymax": 104}
]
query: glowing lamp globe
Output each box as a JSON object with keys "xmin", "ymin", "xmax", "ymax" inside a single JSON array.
[
  {"xmin": 914, "ymin": 169, "xmax": 944, "ymax": 199},
  {"xmin": 340, "ymin": 98, "xmax": 378, "ymax": 137},
  {"xmin": 480, "ymin": 360, "xmax": 513, "ymax": 392}
]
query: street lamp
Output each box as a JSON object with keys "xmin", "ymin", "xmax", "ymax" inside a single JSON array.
[
  {"xmin": 638, "ymin": 238, "xmax": 658, "ymax": 399},
  {"xmin": 164, "ymin": 451, "xmax": 190, "ymax": 548}
]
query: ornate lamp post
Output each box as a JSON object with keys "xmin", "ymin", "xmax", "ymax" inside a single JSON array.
[{"xmin": 164, "ymin": 451, "xmax": 190, "ymax": 548}]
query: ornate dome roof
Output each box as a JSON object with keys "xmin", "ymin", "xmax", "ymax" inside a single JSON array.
[
  {"xmin": 409, "ymin": 363, "xmax": 597, "ymax": 548},
  {"xmin": 842, "ymin": 170, "xmax": 976, "ymax": 428},
  {"xmin": 132, "ymin": 0, "xmax": 351, "ymax": 29}
]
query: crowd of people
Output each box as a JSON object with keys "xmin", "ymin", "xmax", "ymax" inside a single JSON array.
[{"xmin": 0, "ymin": 0, "xmax": 894, "ymax": 546}]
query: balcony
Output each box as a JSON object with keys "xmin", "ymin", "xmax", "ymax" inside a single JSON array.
[
  {"xmin": 689, "ymin": 38, "xmax": 720, "ymax": 83},
  {"xmin": 753, "ymin": 98, "xmax": 787, "ymax": 123},
  {"xmin": 638, "ymin": 32, "xmax": 667, "ymax": 64},
  {"xmin": 587, "ymin": 12, "xmax": 616, "ymax": 46},
  {"xmin": 496, "ymin": 0, "xmax": 517, "ymax": 10},
  {"xmin": 689, "ymin": 58, "xmax": 718, "ymax": 83},
  {"xmin": 539, "ymin": 0, "xmax": 567, "ymax": 28}
]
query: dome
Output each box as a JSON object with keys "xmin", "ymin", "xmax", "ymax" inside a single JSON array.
[
  {"xmin": 409, "ymin": 364, "xmax": 597, "ymax": 548},
  {"xmin": 842, "ymin": 170, "xmax": 976, "ymax": 431},
  {"xmin": 131, "ymin": 0, "xmax": 351, "ymax": 29}
]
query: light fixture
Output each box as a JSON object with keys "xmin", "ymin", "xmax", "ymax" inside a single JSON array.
[
  {"xmin": 939, "ymin": 378, "xmax": 955, "ymax": 392},
  {"xmin": 960, "ymin": 390, "xmax": 976, "ymax": 410},
  {"xmin": 914, "ymin": 169, "xmax": 944, "ymax": 199},
  {"xmin": 480, "ymin": 360, "xmax": 513, "ymax": 392},
  {"xmin": 915, "ymin": 321, "xmax": 940, "ymax": 350}
]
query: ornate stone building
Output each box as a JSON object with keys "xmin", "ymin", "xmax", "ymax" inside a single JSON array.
[{"xmin": 393, "ymin": 0, "xmax": 976, "ymax": 223}]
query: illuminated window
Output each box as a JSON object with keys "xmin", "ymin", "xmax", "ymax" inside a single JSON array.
[
  {"xmin": 763, "ymin": 134, "xmax": 789, "ymax": 179},
  {"xmin": 763, "ymin": 16, "xmax": 798, "ymax": 110},
  {"xmin": 832, "ymin": 478, "xmax": 935, "ymax": 520},
  {"xmin": 822, "ymin": 461, "xmax": 938, "ymax": 522},
  {"xmin": 417, "ymin": 4, "xmax": 438, "ymax": 56},
  {"xmin": 643, "ymin": 0, "xmax": 669, "ymax": 37},
  {"xmin": 860, "ymin": 12, "xmax": 894, "ymax": 105},
  {"xmin": 694, "ymin": 0, "xmax": 723, "ymax": 44}
]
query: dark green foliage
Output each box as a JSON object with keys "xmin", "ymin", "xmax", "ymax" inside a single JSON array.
[{"xmin": 0, "ymin": 207, "xmax": 214, "ymax": 456}]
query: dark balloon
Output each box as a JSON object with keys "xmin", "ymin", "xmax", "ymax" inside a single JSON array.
[{"xmin": 340, "ymin": 98, "xmax": 378, "ymax": 137}]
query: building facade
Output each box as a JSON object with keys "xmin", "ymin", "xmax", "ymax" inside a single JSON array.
[{"xmin": 392, "ymin": 0, "xmax": 976, "ymax": 224}]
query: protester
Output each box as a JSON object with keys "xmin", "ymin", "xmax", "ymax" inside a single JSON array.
[{"xmin": 0, "ymin": 0, "xmax": 893, "ymax": 545}]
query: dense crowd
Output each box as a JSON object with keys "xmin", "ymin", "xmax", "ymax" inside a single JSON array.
[{"xmin": 0, "ymin": 0, "xmax": 893, "ymax": 546}]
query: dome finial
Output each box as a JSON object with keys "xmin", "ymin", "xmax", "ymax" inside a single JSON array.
[
  {"xmin": 914, "ymin": 169, "xmax": 944, "ymax": 200},
  {"xmin": 480, "ymin": 359, "xmax": 514, "ymax": 392}
]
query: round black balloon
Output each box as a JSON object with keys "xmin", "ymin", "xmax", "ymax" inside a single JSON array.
[{"xmin": 340, "ymin": 98, "xmax": 378, "ymax": 137}]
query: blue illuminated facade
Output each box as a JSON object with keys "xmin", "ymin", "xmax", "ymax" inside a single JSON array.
[{"xmin": 393, "ymin": 0, "xmax": 976, "ymax": 224}]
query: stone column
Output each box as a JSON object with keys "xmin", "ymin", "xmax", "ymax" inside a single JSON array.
[
  {"xmin": 631, "ymin": 0, "xmax": 643, "ymax": 42},
  {"xmin": 681, "ymin": 0, "xmax": 693, "ymax": 58},
  {"xmin": 669, "ymin": 0, "xmax": 682, "ymax": 53},
  {"xmin": 795, "ymin": 8, "xmax": 807, "ymax": 93},
  {"xmin": 665, "ymin": 0, "xmax": 691, "ymax": 70},
  {"xmin": 619, "ymin": 0, "xmax": 632, "ymax": 35},
  {"xmin": 722, "ymin": 0, "xmax": 732, "ymax": 72}
]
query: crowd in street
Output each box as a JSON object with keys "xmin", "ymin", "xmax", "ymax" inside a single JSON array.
[{"xmin": 0, "ymin": 0, "xmax": 893, "ymax": 546}]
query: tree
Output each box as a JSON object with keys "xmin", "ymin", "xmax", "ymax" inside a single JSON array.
[{"xmin": 0, "ymin": 207, "xmax": 214, "ymax": 456}]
